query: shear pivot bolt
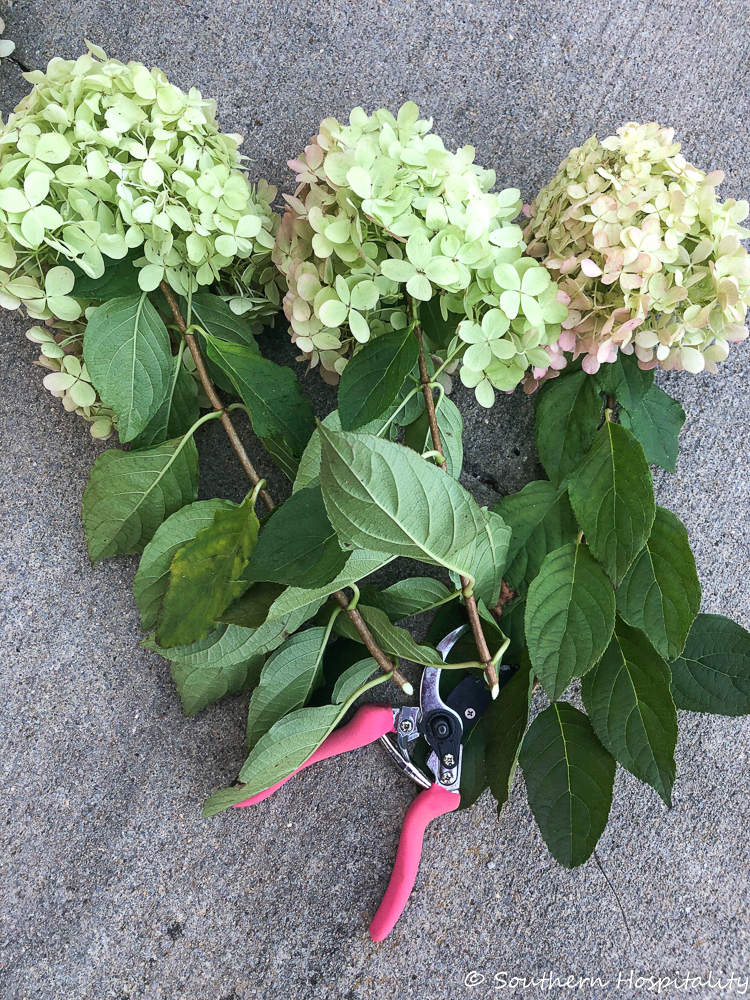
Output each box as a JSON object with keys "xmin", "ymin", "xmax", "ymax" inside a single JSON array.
[
  {"xmin": 443, "ymin": 753, "xmax": 455, "ymax": 767},
  {"xmin": 399, "ymin": 719, "xmax": 414, "ymax": 734}
]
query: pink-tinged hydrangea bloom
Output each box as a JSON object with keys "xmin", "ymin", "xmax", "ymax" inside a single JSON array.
[{"xmin": 523, "ymin": 122, "xmax": 750, "ymax": 379}]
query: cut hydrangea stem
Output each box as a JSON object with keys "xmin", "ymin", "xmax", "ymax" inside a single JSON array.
[
  {"xmin": 161, "ymin": 281, "xmax": 276, "ymax": 513},
  {"xmin": 409, "ymin": 294, "xmax": 500, "ymax": 700},
  {"xmin": 161, "ymin": 281, "xmax": 413, "ymax": 695}
]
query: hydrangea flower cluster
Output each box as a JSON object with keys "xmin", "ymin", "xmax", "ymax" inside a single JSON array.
[
  {"xmin": 273, "ymin": 102, "xmax": 567, "ymax": 402},
  {"xmin": 0, "ymin": 44, "xmax": 282, "ymax": 434},
  {"xmin": 524, "ymin": 122, "xmax": 750, "ymax": 378}
]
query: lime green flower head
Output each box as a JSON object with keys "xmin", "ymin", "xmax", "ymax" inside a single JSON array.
[
  {"xmin": 274, "ymin": 102, "xmax": 566, "ymax": 403},
  {"xmin": 524, "ymin": 122, "xmax": 750, "ymax": 380},
  {"xmin": 0, "ymin": 42, "xmax": 281, "ymax": 322}
]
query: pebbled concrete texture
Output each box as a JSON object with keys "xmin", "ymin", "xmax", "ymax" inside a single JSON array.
[{"xmin": 1, "ymin": 2, "xmax": 750, "ymax": 998}]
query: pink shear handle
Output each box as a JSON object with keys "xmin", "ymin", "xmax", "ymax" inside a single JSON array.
[
  {"xmin": 369, "ymin": 784, "xmax": 460, "ymax": 941},
  {"xmin": 233, "ymin": 704, "xmax": 395, "ymax": 809}
]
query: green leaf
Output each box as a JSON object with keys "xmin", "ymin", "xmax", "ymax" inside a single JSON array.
[
  {"xmin": 494, "ymin": 596, "xmax": 527, "ymax": 664},
  {"xmin": 620, "ymin": 386, "xmax": 686, "ymax": 474},
  {"xmin": 130, "ymin": 353, "xmax": 199, "ymax": 449},
  {"xmin": 334, "ymin": 604, "xmax": 445, "ymax": 666},
  {"xmin": 493, "ymin": 481, "xmax": 578, "ymax": 595},
  {"xmin": 203, "ymin": 703, "xmax": 345, "ymax": 816},
  {"xmin": 331, "ymin": 657, "xmax": 378, "ymax": 704},
  {"xmin": 670, "ymin": 614, "xmax": 750, "ymax": 716},
  {"xmin": 469, "ymin": 509, "xmax": 512, "ymax": 609},
  {"xmin": 360, "ymin": 577, "xmax": 454, "ymax": 620},
  {"xmin": 191, "ymin": 293, "xmax": 261, "ymax": 349},
  {"xmin": 243, "ymin": 485, "xmax": 349, "ymax": 589},
  {"xmin": 534, "ymin": 369, "xmax": 603, "ymax": 487},
  {"xmin": 457, "ymin": 720, "xmax": 487, "ymax": 811},
  {"xmin": 71, "ymin": 249, "xmax": 142, "ymax": 299},
  {"xmin": 220, "ymin": 582, "xmax": 286, "ymax": 629},
  {"xmin": 82, "ymin": 436, "xmax": 199, "ymax": 563},
  {"xmin": 83, "ymin": 293, "xmax": 174, "ymax": 442},
  {"xmin": 203, "ymin": 333, "xmax": 314, "ymax": 479},
  {"xmin": 338, "ymin": 328, "xmax": 419, "ymax": 431},
  {"xmin": 616, "ymin": 506, "xmax": 701, "ymax": 660},
  {"xmin": 594, "ymin": 353, "xmax": 654, "ymax": 414},
  {"xmin": 568, "ymin": 420, "xmax": 655, "ymax": 586},
  {"xmin": 404, "ymin": 395, "xmax": 464, "ymax": 477},
  {"xmin": 155, "ymin": 494, "xmax": 259, "ymax": 648},
  {"xmin": 582, "ymin": 619, "xmax": 677, "ymax": 804},
  {"xmin": 145, "ymin": 623, "xmax": 267, "ymax": 717},
  {"xmin": 318, "ymin": 426, "xmax": 485, "ymax": 581},
  {"xmin": 222, "ymin": 549, "xmax": 394, "ymax": 629},
  {"xmin": 519, "ymin": 702, "xmax": 616, "ymax": 869},
  {"xmin": 133, "ymin": 499, "xmax": 233, "ymax": 630},
  {"xmin": 420, "ymin": 295, "xmax": 459, "ymax": 350},
  {"xmin": 484, "ymin": 664, "xmax": 534, "ymax": 810},
  {"xmin": 245, "ymin": 627, "xmax": 329, "ymax": 751},
  {"xmin": 190, "ymin": 292, "xmax": 261, "ymax": 393},
  {"xmin": 525, "ymin": 541, "xmax": 616, "ymax": 701}
]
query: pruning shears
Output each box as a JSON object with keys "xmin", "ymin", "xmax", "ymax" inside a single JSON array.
[{"xmin": 233, "ymin": 624, "xmax": 491, "ymax": 940}]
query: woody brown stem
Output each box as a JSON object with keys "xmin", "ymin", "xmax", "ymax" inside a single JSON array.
[
  {"xmin": 161, "ymin": 282, "xmax": 275, "ymax": 514},
  {"xmin": 333, "ymin": 591, "xmax": 412, "ymax": 693},
  {"xmin": 161, "ymin": 282, "xmax": 411, "ymax": 693},
  {"xmin": 410, "ymin": 296, "xmax": 499, "ymax": 696}
]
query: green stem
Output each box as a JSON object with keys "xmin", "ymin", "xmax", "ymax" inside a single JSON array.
[{"xmin": 375, "ymin": 383, "xmax": 422, "ymax": 438}]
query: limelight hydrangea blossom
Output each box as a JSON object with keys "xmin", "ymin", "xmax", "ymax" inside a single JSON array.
[
  {"xmin": 273, "ymin": 102, "xmax": 567, "ymax": 403},
  {"xmin": 524, "ymin": 122, "xmax": 750, "ymax": 381},
  {"xmin": 0, "ymin": 43, "xmax": 282, "ymax": 435}
]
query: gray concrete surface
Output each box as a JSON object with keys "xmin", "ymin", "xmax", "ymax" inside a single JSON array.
[{"xmin": 2, "ymin": 2, "xmax": 750, "ymax": 998}]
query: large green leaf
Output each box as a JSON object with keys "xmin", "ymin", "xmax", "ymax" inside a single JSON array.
[
  {"xmin": 145, "ymin": 623, "xmax": 267, "ymax": 717},
  {"xmin": 469, "ymin": 509, "xmax": 512, "ymax": 608},
  {"xmin": 222, "ymin": 548, "xmax": 394, "ymax": 629},
  {"xmin": 245, "ymin": 627, "xmax": 329, "ymax": 751},
  {"xmin": 338, "ymin": 328, "xmax": 419, "ymax": 431},
  {"xmin": 82, "ymin": 437, "xmax": 200, "ymax": 563},
  {"xmin": 243, "ymin": 484, "xmax": 349, "ymax": 589},
  {"xmin": 155, "ymin": 494, "xmax": 259, "ymax": 648},
  {"xmin": 534, "ymin": 369, "xmax": 603, "ymax": 487},
  {"xmin": 331, "ymin": 657, "xmax": 379, "ymax": 704},
  {"xmin": 191, "ymin": 293, "xmax": 261, "ymax": 349},
  {"xmin": 404, "ymin": 395, "xmax": 464, "ymax": 478},
  {"xmin": 620, "ymin": 386, "xmax": 685, "ymax": 474},
  {"xmin": 519, "ymin": 702, "xmax": 616, "ymax": 869},
  {"xmin": 83, "ymin": 293, "xmax": 174, "ymax": 442},
  {"xmin": 203, "ymin": 333, "xmax": 314, "ymax": 478},
  {"xmin": 72, "ymin": 249, "xmax": 142, "ymax": 299},
  {"xmin": 582, "ymin": 619, "xmax": 677, "ymax": 804},
  {"xmin": 133, "ymin": 499, "xmax": 233, "ymax": 630},
  {"xmin": 203, "ymin": 702, "xmax": 345, "ymax": 816},
  {"xmin": 670, "ymin": 614, "xmax": 750, "ymax": 716},
  {"xmin": 146, "ymin": 604, "xmax": 319, "ymax": 716},
  {"xmin": 130, "ymin": 353, "xmax": 199, "ymax": 449},
  {"xmin": 525, "ymin": 541, "xmax": 616, "ymax": 701},
  {"xmin": 616, "ymin": 506, "xmax": 700, "ymax": 660},
  {"xmin": 360, "ymin": 577, "xmax": 454, "ymax": 621},
  {"xmin": 493, "ymin": 481, "xmax": 578, "ymax": 595},
  {"xmin": 318, "ymin": 425, "xmax": 485, "ymax": 580},
  {"xmin": 335, "ymin": 604, "xmax": 445, "ymax": 666},
  {"xmin": 568, "ymin": 420, "xmax": 655, "ymax": 586},
  {"xmin": 190, "ymin": 292, "xmax": 261, "ymax": 393},
  {"xmin": 484, "ymin": 663, "xmax": 534, "ymax": 811},
  {"xmin": 457, "ymin": 720, "xmax": 488, "ymax": 811},
  {"xmin": 594, "ymin": 353, "xmax": 654, "ymax": 414},
  {"xmin": 420, "ymin": 295, "xmax": 460, "ymax": 350}
]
